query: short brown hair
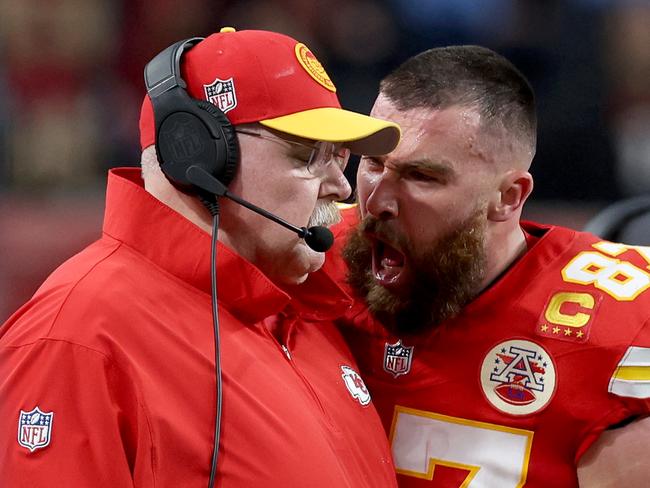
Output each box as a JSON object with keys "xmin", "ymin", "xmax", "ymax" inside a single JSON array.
[{"xmin": 380, "ymin": 45, "xmax": 537, "ymax": 153}]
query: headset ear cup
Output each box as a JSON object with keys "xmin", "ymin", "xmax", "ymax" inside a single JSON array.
[{"xmin": 195, "ymin": 100, "xmax": 239, "ymax": 187}]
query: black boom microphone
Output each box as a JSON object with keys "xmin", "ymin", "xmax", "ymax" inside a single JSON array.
[{"xmin": 186, "ymin": 165, "xmax": 334, "ymax": 252}]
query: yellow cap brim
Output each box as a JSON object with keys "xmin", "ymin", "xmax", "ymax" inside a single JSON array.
[{"xmin": 259, "ymin": 107, "xmax": 401, "ymax": 156}]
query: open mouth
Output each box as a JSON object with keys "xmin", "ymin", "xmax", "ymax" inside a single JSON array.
[{"xmin": 370, "ymin": 236, "xmax": 406, "ymax": 287}]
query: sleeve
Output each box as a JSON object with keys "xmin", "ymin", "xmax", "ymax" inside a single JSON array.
[
  {"xmin": 607, "ymin": 317, "xmax": 650, "ymax": 412},
  {"xmin": 0, "ymin": 338, "xmax": 150, "ymax": 487}
]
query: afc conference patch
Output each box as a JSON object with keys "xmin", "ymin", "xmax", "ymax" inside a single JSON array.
[
  {"xmin": 480, "ymin": 339, "xmax": 556, "ymax": 415},
  {"xmin": 204, "ymin": 77, "xmax": 237, "ymax": 113},
  {"xmin": 18, "ymin": 406, "xmax": 54, "ymax": 452},
  {"xmin": 384, "ymin": 340, "xmax": 414, "ymax": 378}
]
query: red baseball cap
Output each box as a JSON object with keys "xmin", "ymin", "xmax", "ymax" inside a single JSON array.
[{"xmin": 139, "ymin": 27, "xmax": 400, "ymax": 155}]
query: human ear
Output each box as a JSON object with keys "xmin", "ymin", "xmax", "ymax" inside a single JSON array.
[{"xmin": 488, "ymin": 170, "xmax": 533, "ymax": 222}]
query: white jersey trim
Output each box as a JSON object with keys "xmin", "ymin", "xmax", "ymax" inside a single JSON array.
[
  {"xmin": 608, "ymin": 346, "xmax": 650, "ymax": 399},
  {"xmin": 609, "ymin": 379, "xmax": 650, "ymax": 399},
  {"xmin": 616, "ymin": 346, "xmax": 650, "ymax": 367}
]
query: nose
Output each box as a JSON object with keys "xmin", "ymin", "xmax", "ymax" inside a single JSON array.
[
  {"xmin": 320, "ymin": 167, "xmax": 352, "ymax": 202},
  {"xmin": 363, "ymin": 172, "xmax": 399, "ymax": 219}
]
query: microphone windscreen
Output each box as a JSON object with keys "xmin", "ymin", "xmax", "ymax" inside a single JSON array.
[{"xmin": 305, "ymin": 226, "xmax": 334, "ymax": 252}]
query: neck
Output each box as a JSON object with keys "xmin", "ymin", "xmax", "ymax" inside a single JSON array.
[
  {"xmin": 481, "ymin": 222, "xmax": 528, "ymax": 291},
  {"xmin": 144, "ymin": 174, "xmax": 214, "ymax": 234}
]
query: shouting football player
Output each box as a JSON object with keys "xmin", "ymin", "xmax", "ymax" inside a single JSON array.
[{"xmin": 326, "ymin": 45, "xmax": 650, "ymax": 487}]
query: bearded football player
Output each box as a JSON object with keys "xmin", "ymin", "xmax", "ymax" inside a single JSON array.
[{"xmin": 325, "ymin": 45, "xmax": 650, "ymax": 487}]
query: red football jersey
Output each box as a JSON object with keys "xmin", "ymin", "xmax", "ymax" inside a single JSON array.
[{"xmin": 327, "ymin": 208, "xmax": 650, "ymax": 487}]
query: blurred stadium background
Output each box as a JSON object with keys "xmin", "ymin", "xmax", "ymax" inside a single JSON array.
[{"xmin": 1, "ymin": 0, "xmax": 649, "ymax": 321}]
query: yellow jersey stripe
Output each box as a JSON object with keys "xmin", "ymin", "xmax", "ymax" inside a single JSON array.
[{"xmin": 612, "ymin": 366, "xmax": 650, "ymax": 381}]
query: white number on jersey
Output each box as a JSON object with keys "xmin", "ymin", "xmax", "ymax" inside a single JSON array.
[
  {"xmin": 562, "ymin": 243, "xmax": 650, "ymax": 301},
  {"xmin": 391, "ymin": 406, "xmax": 533, "ymax": 487}
]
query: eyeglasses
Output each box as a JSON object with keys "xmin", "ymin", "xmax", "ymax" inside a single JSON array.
[{"xmin": 235, "ymin": 127, "xmax": 351, "ymax": 176}]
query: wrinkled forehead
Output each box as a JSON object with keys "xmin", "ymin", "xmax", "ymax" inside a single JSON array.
[{"xmin": 370, "ymin": 97, "xmax": 495, "ymax": 170}]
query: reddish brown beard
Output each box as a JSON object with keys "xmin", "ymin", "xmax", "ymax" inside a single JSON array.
[{"xmin": 343, "ymin": 212, "xmax": 488, "ymax": 336}]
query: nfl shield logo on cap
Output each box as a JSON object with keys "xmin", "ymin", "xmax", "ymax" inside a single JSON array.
[
  {"xmin": 204, "ymin": 77, "xmax": 238, "ymax": 113},
  {"xmin": 384, "ymin": 340, "xmax": 414, "ymax": 378},
  {"xmin": 18, "ymin": 406, "xmax": 54, "ymax": 452}
]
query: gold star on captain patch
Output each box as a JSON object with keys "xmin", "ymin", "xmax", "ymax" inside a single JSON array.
[
  {"xmin": 576, "ymin": 330, "xmax": 584, "ymax": 338},
  {"xmin": 553, "ymin": 326, "xmax": 561, "ymax": 334},
  {"xmin": 540, "ymin": 324, "xmax": 549, "ymax": 332},
  {"xmin": 564, "ymin": 328, "xmax": 572, "ymax": 336}
]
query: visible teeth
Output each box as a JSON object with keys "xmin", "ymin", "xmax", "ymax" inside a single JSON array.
[
  {"xmin": 382, "ymin": 256, "xmax": 401, "ymax": 267},
  {"xmin": 372, "ymin": 238, "xmax": 405, "ymax": 285}
]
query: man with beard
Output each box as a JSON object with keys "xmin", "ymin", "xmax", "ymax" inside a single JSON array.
[{"xmin": 325, "ymin": 45, "xmax": 650, "ymax": 487}]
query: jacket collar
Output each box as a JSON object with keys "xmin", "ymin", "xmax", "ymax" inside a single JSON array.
[{"xmin": 102, "ymin": 168, "xmax": 351, "ymax": 324}]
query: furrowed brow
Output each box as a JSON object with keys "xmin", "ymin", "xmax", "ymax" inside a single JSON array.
[{"xmin": 394, "ymin": 159, "xmax": 455, "ymax": 178}]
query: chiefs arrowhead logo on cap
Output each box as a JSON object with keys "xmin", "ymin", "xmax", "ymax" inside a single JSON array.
[{"xmin": 295, "ymin": 43, "xmax": 336, "ymax": 92}]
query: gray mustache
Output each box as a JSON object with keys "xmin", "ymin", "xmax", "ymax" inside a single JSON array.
[{"xmin": 307, "ymin": 201, "xmax": 342, "ymax": 228}]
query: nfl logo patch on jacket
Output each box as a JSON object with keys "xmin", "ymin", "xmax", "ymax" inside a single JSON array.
[{"xmin": 18, "ymin": 407, "xmax": 54, "ymax": 452}]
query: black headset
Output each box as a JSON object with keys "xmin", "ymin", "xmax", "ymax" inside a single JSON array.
[
  {"xmin": 144, "ymin": 38, "xmax": 233, "ymax": 488},
  {"xmin": 141, "ymin": 37, "xmax": 336, "ymax": 488},
  {"xmin": 144, "ymin": 37, "xmax": 239, "ymax": 190}
]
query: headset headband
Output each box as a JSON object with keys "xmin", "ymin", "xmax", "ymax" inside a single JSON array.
[{"xmin": 144, "ymin": 37, "xmax": 204, "ymax": 99}]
